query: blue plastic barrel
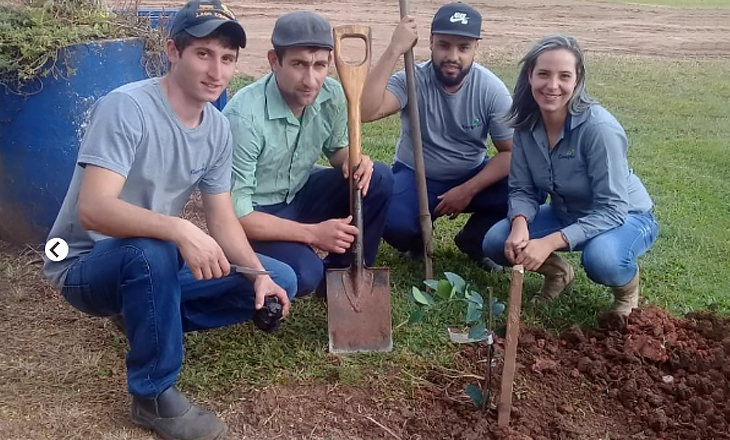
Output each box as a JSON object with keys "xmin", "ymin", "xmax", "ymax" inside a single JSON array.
[
  {"xmin": 136, "ymin": 8, "xmax": 177, "ymax": 29},
  {"xmin": 137, "ymin": 8, "xmax": 228, "ymax": 110},
  {"xmin": 0, "ymin": 38, "xmax": 148, "ymax": 244}
]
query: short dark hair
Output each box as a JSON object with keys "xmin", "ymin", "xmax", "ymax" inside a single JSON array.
[{"xmin": 173, "ymin": 27, "xmax": 241, "ymax": 55}]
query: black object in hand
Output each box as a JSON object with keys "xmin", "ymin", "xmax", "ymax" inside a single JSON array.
[{"xmin": 254, "ymin": 297, "xmax": 283, "ymax": 333}]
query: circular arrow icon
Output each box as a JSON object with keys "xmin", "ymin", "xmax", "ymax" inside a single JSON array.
[{"xmin": 45, "ymin": 238, "xmax": 69, "ymax": 262}]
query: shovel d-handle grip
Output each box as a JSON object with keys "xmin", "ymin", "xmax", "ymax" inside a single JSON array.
[{"xmin": 333, "ymin": 25, "xmax": 371, "ymax": 170}]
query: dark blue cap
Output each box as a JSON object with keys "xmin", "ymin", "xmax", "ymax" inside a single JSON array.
[
  {"xmin": 170, "ymin": 0, "xmax": 246, "ymax": 48},
  {"xmin": 431, "ymin": 2, "xmax": 482, "ymax": 39},
  {"xmin": 271, "ymin": 11, "xmax": 333, "ymax": 50}
]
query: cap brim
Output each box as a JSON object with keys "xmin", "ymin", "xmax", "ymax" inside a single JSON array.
[
  {"xmin": 273, "ymin": 41, "xmax": 334, "ymax": 50},
  {"xmin": 186, "ymin": 20, "xmax": 247, "ymax": 48},
  {"xmin": 431, "ymin": 30, "xmax": 481, "ymax": 40}
]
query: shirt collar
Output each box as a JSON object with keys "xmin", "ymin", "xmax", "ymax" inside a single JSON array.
[
  {"xmin": 264, "ymin": 72, "xmax": 333, "ymax": 124},
  {"xmin": 568, "ymin": 106, "xmax": 591, "ymax": 130},
  {"xmin": 530, "ymin": 105, "xmax": 593, "ymax": 133}
]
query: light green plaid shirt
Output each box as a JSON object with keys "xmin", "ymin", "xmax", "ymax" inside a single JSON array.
[{"xmin": 223, "ymin": 73, "xmax": 348, "ymax": 217}]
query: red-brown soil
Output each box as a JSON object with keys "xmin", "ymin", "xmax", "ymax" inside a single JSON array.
[{"xmin": 215, "ymin": 306, "xmax": 730, "ymax": 439}]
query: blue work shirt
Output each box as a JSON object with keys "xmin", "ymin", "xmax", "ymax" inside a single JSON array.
[{"xmin": 508, "ymin": 104, "xmax": 653, "ymax": 250}]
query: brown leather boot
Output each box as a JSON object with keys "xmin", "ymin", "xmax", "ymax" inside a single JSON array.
[
  {"xmin": 532, "ymin": 253, "xmax": 575, "ymax": 303},
  {"xmin": 610, "ymin": 270, "xmax": 640, "ymax": 318}
]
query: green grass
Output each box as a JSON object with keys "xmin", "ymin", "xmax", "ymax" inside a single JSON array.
[
  {"xmin": 577, "ymin": 0, "xmax": 730, "ymax": 8},
  {"xmin": 183, "ymin": 54, "xmax": 730, "ymax": 396}
]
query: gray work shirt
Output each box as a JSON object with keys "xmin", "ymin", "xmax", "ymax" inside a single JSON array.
[
  {"xmin": 42, "ymin": 78, "xmax": 233, "ymax": 288},
  {"xmin": 387, "ymin": 61, "xmax": 513, "ymax": 181},
  {"xmin": 508, "ymin": 104, "xmax": 653, "ymax": 250}
]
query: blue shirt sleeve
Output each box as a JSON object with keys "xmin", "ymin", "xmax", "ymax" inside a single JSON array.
[
  {"xmin": 560, "ymin": 121, "xmax": 631, "ymax": 249},
  {"xmin": 507, "ymin": 132, "xmax": 541, "ymax": 222}
]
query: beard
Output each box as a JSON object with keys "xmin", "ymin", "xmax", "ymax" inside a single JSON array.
[{"xmin": 432, "ymin": 58, "xmax": 472, "ymax": 87}]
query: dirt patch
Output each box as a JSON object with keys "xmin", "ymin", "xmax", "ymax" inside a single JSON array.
[
  {"xmin": 201, "ymin": 305, "xmax": 730, "ymax": 440},
  {"xmin": 134, "ymin": 0, "xmax": 730, "ymax": 77},
  {"xmin": 477, "ymin": 306, "xmax": 730, "ymax": 440},
  {"xmin": 2, "ymin": 228, "xmax": 729, "ymax": 440}
]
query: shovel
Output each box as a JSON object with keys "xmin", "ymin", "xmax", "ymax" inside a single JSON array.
[{"xmin": 326, "ymin": 25, "xmax": 392, "ymax": 353}]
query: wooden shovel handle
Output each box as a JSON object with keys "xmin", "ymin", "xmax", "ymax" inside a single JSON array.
[{"xmin": 333, "ymin": 25, "xmax": 371, "ymax": 169}]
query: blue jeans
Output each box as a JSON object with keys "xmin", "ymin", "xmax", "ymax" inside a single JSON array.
[
  {"xmin": 252, "ymin": 162, "xmax": 393, "ymax": 296},
  {"xmin": 384, "ymin": 160, "xmax": 508, "ymax": 254},
  {"xmin": 481, "ymin": 205, "xmax": 659, "ymax": 286},
  {"xmin": 61, "ymin": 238, "xmax": 297, "ymax": 398}
]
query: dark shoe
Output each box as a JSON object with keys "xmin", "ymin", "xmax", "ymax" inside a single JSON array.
[
  {"xmin": 109, "ymin": 314, "xmax": 126, "ymax": 336},
  {"xmin": 314, "ymin": 281, "xmax": 327, "ymax": 300},
  {"xmin": 454, "ymin": 213, "xmax": 506, "ymax": 272},
  {"xmin": 399, "ymin": 249, "xmax": 424, "ymax": 261},
  {"xmin": 131, "ymin": 386, "xmax": 227, "ymax": 440},
  {"xmin": 476, "ymin": 256, "xmax": 504, "ymax": 272}
]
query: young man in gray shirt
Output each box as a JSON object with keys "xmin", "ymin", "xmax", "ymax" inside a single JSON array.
[
  {"xmin": 361, "ymin": 2, "xmax": 513, "ymax": 268},
  {"xmin": 42, "ymin": 2, "xmax": 295, "ymax": 439}
]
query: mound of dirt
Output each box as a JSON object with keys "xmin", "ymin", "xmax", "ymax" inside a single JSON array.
[{"xmin": 414, "ymin": 306, "xmax": 730, "ymax": 440}]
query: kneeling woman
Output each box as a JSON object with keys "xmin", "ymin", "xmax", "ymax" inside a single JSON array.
[{"xmin": 481, "ymin": 35, "xmax": 658, "ymax": 318}]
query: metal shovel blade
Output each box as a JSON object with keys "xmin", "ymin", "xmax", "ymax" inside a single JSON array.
[
  {"xmin": 326, "ymin": 266, "xmax": 392, "ymax": 353},
  {"xmin": 327, "ymin": 24, "xmax": 392, "ymax": 353}
]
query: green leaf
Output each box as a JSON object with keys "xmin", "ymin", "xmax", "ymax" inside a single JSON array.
[
  {"xmin": 468, "ymin": 323, "xmax": 487, "ymax": 340},
  {"xmin": 466, "ymin": 301, "xmax": 482, "ymax": 324},
  {"xmin": 444, "ymin": 272, "xmax": 466, "ymax": 293},
  {"xmin": 465, "ymin": 384, "xmax": 484, "ymax": 408},
  {"xmin": 466, "ymin": 290, "xmax": 484, "ymax": 306},
  {"xmin": 411, "ymin": 287, "xmax": 435, "ymax": 306},
  {"xmin": 436, "ymin": 279, "xmax": 452, "ymax": 301},
  {"xmin": 408, "ymin": 309, "xmax": 426, "ymax": 324},
  {"xmin": 407, "ymin": 287, "xmax": 416, "ymax": 303},
  {"xmin": 423, "ymin": 279, "xmax": 439, "ymax": 290},
  {"xmin": 491, "ymin": 299, "xmax": 506, "ymax": 317}
]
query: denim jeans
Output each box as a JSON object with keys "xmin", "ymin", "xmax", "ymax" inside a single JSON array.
[
  {"xmin": 383, "ymin": 160, "xmax": 509, "ymax": 254},
  {"xmin": 61, "ymin": 237, "xmax": 297, "ymax": 398},
  {"xmin": 481, "ymin": 205, "xmax": 659, "ymax": 287},
  {"xmin": 251, "ymin": 162, "xmax": 393, "ymax": 295}
]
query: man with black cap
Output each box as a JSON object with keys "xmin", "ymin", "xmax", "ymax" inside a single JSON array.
[
  {"xmin": 224, "ymin": 11, "xmax": 394, "ymax": 297},
  {"xmin": 361, "ymin": 2, "xmax": 513, "ymax": 270},
  {"xmin": 42, "ymin": 1, "xmax": 296, "ymax": 439}
]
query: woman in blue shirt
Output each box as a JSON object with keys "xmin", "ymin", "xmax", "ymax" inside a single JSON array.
[{"xmin": 481, "ymin": 35, "xmax": 658, "ymax": 320}]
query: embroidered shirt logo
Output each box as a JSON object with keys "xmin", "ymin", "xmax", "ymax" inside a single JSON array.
[
  {"xmin": 461, "ymin": 118, "xmax": 481, "ymax": 130},
  {"xmin": 449, "ymin": 12, "xmax": 469, "ymax": 24},
  {"xmin": 558, "ymin": 149, "xmax": 575, "ymax": 159},
  {"xmin": 190, "ymin": 164, "xmax": 209, "ymax": 175}
]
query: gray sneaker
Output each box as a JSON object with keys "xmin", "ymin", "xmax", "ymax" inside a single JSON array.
[{"xmin": 131, "ymin": 386, "xmax": 227, "ymax": 440}]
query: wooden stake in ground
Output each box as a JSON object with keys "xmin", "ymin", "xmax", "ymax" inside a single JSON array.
[{"xmin": 498, "ymin": 265, "xmax": 524, "ymax": 427}]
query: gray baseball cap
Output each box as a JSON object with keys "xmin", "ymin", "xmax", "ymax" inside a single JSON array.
[
  {"xmin": 271, "ymin": 11, "xmax": 334, "ymax": 50},
  {"xmin": 431, "ymin": 2, "xmax": 482, "ymax": 39}
]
